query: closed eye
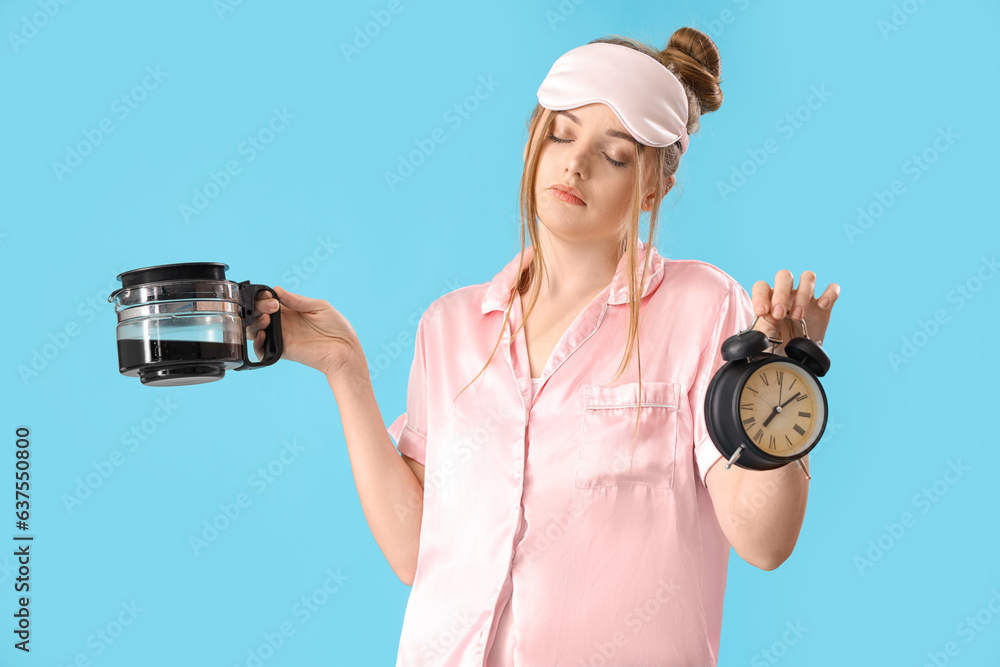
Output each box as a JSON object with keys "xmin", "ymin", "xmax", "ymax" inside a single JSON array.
[{"xmin": 547, "ymin": 133, "xmax": 629, "ymax": 169}]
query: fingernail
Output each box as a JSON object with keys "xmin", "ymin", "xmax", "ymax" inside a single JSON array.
[
  {"xmin": 773, "ymin": 304, "xmax": 784, "ymax": 318},
  {"xmin": 792, "ymin": 306, "xmax": 803, "ymax": 319},
  {"xmin": 755, "ymin": 303, "xmax": 766, "ymax": 314}
]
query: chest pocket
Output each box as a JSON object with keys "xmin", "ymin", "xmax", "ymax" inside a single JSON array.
[{"xmin": 575, "ymin": 381, "xmax": 681, "ymax": 492}]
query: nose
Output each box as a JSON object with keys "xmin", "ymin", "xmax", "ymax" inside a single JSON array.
[{"xmin": 564, "ymin": 146, "xmax": 590, "ymax": 180}]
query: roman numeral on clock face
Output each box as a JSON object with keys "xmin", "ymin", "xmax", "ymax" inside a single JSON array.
[
  {"xmin": 741, "ymin": 402, "xmax": 754, "ymax": 410},
  {"xmin": 758, "ymin": 372, "xmax": 769, "ymax": 386},
  {"xmin": 793, "ymin": 424, "xmax": 806, "ymax": 436}
]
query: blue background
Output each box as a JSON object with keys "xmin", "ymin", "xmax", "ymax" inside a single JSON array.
[{"xmin": 2, "ymin": 0, "xmax": 997, "ymax": 665}]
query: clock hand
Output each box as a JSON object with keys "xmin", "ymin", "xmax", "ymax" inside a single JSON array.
[
  {"xmin": 778, "ymin": 391, "xmax": 801, "ymax": 410},
  {"xmin": 755, "ymin": 394, "xmax": 776, "ymax": 409},
  {"xmin": 763, "ymin": 391, "xmax": 802, "ymax": 428}
]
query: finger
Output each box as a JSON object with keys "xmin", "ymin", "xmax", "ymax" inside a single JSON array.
[
  {"xmin": 254, "ymin": 290, "xmax": 280, "ymax": 314},
  {"xmin": 791, "ymin": 271, "xmax": 816, "ymax": 320},
  {"xmin": 817, "ymin": 282, "xmax": 841, "ymax": 311},
  {"xmin": 751, "ymin": 280, "xmax": 773, "ymax": 316},
  {"xmin": 272, "ymin": 285, "xmax": 326, "ymax": 313},
  {"xmin": 770, "ymin": 269, "xmax": 794, "ymax": 319},
  {"xmin": 255, "ymin": 312, "xmax": 270, "ymax": 330}
]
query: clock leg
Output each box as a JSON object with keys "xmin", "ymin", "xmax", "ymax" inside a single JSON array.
[
  {"xmin": 795, "ymin": 458, "xmax": 811, "ymax": 480},
  {"xmin": 725, "ymin": 447, "xmax": 744, "ymax": 470}
]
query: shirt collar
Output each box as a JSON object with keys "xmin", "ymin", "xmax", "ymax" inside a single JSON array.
[{"xmin": 481, "ymin": 239, "xmax": 665, "ymax": 314}]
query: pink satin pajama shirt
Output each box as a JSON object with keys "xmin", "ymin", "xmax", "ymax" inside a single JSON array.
[{"xmin": 387, "ymin": 240, "xmax": 755, "ymax": 667}]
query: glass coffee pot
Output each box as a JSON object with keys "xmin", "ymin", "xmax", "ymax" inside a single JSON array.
[{"xmin": 108, "ymin": 262, "xmax": 283, "ymax": 386}]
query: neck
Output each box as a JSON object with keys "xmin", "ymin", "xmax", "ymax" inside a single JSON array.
[{"xmin": 529, "ymin": 227, "xmax": 624, "ymax": 303}]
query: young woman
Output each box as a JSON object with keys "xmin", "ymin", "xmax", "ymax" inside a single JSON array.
[{"xmin": 247, "ymin": 26, "xmax": 840, "ymax": 667}]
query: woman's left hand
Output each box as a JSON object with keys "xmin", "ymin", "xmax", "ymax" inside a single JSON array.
[{"xmin": 750, "ymin": 270, "xmax": 840, "ymax": 355}]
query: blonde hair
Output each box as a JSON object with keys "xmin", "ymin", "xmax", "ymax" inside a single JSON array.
[{"xmin": 456, "ymin": 27, "xmax": 724, "ymax": 461}]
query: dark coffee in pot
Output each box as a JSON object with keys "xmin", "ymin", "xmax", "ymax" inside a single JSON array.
[
  {"xmin": 117, "ymin": 340, "xmax": 244, "ymax": 386},
  {"xmin": 117, "ymin": 339, "xmax": 243, "ymax": 372}
]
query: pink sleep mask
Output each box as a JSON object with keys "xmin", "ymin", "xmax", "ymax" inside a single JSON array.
[{"xmin": 536, "ymin": 42, "xmax": 690, "ymax": 153}]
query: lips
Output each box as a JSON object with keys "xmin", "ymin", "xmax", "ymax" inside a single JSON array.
[{"xmin": 549, "ymin": 183, "xmax": 586, "ymax": 205}]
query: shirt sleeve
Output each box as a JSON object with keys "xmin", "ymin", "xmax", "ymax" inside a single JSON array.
[
  {"xmin": 386, "ymin": 312, "xmax": 429, "ymax": 466},
  {"xmin": 690, "ymin": 281, "xmax": 756, "ymax": 488}
]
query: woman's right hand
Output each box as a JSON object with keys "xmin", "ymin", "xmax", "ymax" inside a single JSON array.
[{"xmin": 246, "ymin": 285, "xmax": 362, "ymax": 378}]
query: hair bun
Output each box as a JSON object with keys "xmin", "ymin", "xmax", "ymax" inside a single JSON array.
[{"xmin": 661, "ymin": 26, "xmax": 723, "ymax": 114}]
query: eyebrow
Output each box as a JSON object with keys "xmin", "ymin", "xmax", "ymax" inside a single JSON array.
[{"xmin": 557, "ymin": 110, "xmax": 639, "ymax": 146}]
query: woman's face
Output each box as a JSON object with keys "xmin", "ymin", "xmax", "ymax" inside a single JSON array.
[{"xmin": 531, "ymin": 103, "xmax": 658, "ymax": 245}]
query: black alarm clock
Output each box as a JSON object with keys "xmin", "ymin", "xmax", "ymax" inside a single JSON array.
[{"xmin": 704, "ymin": 315, "xmax": 830, "ymax": 479}]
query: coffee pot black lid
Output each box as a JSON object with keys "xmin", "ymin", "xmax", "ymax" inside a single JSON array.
[{"xmin": 115, "ymin": 262, "xmax": 230, "ymax": 289}]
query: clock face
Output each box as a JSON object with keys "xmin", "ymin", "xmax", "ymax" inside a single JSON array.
[{"xmin": 738, "ymin": 360, "xmax": 824, "ymax": 458}]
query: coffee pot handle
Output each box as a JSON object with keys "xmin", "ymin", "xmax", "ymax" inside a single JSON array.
[{"xmin": 234, "ymin": 281, "xmax": 283, "ymax": 370}]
